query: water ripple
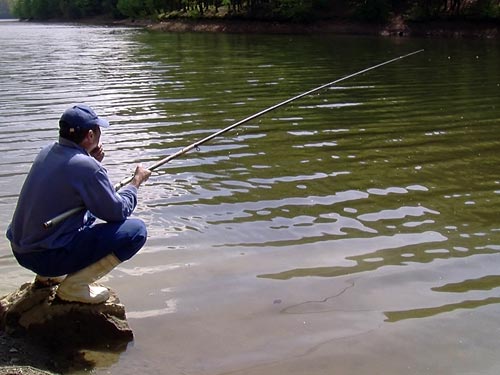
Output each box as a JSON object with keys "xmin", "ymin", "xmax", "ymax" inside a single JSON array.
[{"xmin": 1, "ymin": 26, "xmax": 500, "ymax": 337}]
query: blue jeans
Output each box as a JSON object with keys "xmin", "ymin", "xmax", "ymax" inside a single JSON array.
[{"xmin": 14, "ymin": 219, "xmax": 147, "ymax": 277}]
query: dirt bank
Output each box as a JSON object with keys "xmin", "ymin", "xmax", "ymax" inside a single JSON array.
[{"xmin": 145, "ymin": 17, "xmax": 498, "ymax": 38}]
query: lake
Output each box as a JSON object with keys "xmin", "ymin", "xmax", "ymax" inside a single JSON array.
[{"xmin": 0, "ymin": 20, "xmax": 499, "ymax": 374}]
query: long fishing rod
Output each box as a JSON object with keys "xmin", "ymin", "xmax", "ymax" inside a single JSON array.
[{"xmin": 43, "ymin": 49, "xmax": 423, "ymax": 229}]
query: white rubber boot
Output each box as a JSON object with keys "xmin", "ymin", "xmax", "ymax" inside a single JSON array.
[{"xmin": 56, "ymin": 253, "xmax": 121, "ymax": 304}]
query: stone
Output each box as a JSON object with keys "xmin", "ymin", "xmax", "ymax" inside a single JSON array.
[
  {"xmin": 0, "ymin": 282, "xmax": 133, "ymax": 373},
  {"xmin": 1, "ymin": 282, "xmax": 133, "ymax": 344},
  {"xmin": 0, "ymin": 366, "xmax": 56, "ymax": 375}
]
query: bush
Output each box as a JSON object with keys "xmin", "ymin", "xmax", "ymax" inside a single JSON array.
[
  {"xmin": 351, "ymin": 0, "xmax": 391, "ymax": 22},
  {"xmin": 467, "ymin": 0, "xmax": 500, "ymax": 19}
]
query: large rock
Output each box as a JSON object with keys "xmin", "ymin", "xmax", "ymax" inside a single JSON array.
[{"xmin": 0, "ymin": 282, "xmax": 133, "ymax": 373}]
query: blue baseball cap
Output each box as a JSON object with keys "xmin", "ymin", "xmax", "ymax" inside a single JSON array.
[{"xmin": 59, "ymin": 104, "xmax": 109, "ymax": 131}]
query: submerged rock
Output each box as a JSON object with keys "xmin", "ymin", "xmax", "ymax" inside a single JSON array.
[{"xmin": 0, "ymin": 282, "xmax": 133, "ymax": 373}]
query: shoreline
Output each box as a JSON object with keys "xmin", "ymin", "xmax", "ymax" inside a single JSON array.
[
  {"xmin": 7, "ymin": 16, "xmax": 499, "ymax": 38},
  {"xmin": 140, "ymin": 17, "xmax": 499, "ymax": 38}
]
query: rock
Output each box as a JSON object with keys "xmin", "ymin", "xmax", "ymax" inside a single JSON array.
[
  {"xmin": 0, "ymin": 282, "xmax": 133, "ymax": 373},
  {"xmin": 0, "ymin": 365, "xmax": 56, "ymax": 375},
  {"xmin": 1, "ymin": 282, "xmax": 133, "ymax": 344}
]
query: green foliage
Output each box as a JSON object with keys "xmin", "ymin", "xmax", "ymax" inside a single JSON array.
[
  {"xmin": 9, "ymin": 0, "xmax": 500, "ymax": 21},
  {"xmin": 117, "ymin": 0, "xmax": 174, "ymax": 18},
  {"xmin": 272, "ymin": 0, "xmax": 314, "ymax": 21},
  {"xmin": 351, "ymin": 0, "xmax": 391, "ymax": 22},
  {"xmin": 31, "ymin": 0, "xmax": 58, "ymax": 18},
  {"xmin": 11, "ymin": 0, "xmax": 120, "ymax": 19},
  {"xmin": 12, "ymin": 0, "xmax": 32, "ymax": 18},
  {"xmin": 408, "ymin": 0, "xmax": 500, "ymax": 20},
  {"xmin": 468, "ymin": 0, "xmax": 500, "ymax": 19},
  {"xmin": 117, "ymin": 0, "xmax": 145, "ymax": 18}
]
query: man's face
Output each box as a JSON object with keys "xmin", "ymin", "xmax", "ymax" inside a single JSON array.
[
  {"xmin": 93, "ymin": 126, "xmax": 101, "ymax": 146},
  {"xmin": 82, "ymin": 126, "xmax": 101, "ymax": 154}
]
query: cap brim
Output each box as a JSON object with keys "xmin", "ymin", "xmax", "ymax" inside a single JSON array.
[{"xmin": 96, "ymin": 118, "xmax": 110, "ymax": 128}]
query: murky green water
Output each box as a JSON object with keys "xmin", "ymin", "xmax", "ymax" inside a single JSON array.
[{"xmin": 1, "ymin": 20, "xmax": 499, "ymax": 374}]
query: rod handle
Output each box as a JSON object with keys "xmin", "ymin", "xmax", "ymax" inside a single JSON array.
[
  {"xmin": 43, "ymin": 206, "xmax": 85, "ymax": 229},
  {"xmin": 114, "ymin": 175, "xmax": 134, "ymax": 191}
]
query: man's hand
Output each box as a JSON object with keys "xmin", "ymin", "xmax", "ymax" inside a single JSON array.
[
  {"xmin": 90, "ymin": 144, "xmax": 105, "ymax": 162},
  {"xmin": 131, "ymin": 164, "xmax": 152, "ymax": 188}
]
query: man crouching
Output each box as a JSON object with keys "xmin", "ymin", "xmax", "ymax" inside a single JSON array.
[{"xmin": 6, "ymin": 104, "xmax": 151, "ymax": 304}]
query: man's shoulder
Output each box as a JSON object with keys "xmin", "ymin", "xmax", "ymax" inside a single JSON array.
[{"xmin": 69, "ymin": 152, "xmax": 102, "ymax": 171}]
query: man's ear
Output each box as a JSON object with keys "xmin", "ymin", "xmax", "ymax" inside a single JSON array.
[{"xmin": 79, "ymin": 129, "xmax": 93, "ymax": 150}]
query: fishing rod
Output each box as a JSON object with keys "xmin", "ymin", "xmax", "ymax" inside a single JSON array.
[{"xmin": 43, "ymin": 49, "xmax": 424, "ymax": 229}]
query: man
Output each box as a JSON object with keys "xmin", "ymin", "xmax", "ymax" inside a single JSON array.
[{"xmin": 6, "ymin": 104, "xmax": 151, "ymax": 304}]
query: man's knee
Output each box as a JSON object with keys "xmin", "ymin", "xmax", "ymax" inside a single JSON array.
[
  {"xmin": 130, "ymin": 218, "xmax": 147, "ymax": 249},
  {"xmin": 115, "ymin": 219, "xmax": 147, "ymax": 261}
]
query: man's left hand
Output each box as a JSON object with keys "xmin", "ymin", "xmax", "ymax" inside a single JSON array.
[{"xmin": 90, "ymin": 144, "xmax": 105, "ymax": 162}]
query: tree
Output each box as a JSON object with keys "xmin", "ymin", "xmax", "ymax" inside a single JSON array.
[
  {"xmin": 117, "ymin": 0, "xmax": 146, "ymax": 17},
  {"xmin": 8, "ymin": 0, "xmax": 500, "ymax": 21},
  {"xmin": 30, "ymin": 0, "xmax": 60, "ymax": 19},
  {"xmin": 0, "ymin": 0, "xmax": 13, "ymax": 18}
]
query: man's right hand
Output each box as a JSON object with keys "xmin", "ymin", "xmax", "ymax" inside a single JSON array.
[{"xmin": 131, "ymin": 164, "xmax": 152, "ymax": 188}]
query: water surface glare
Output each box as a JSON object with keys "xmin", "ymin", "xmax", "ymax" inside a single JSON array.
[{"xmin": 1, "ymin": 20, "xmax": 500, "ymax": 374}]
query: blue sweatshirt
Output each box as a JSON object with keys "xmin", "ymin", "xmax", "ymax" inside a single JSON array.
[{"xmin": 6, "ymin": 137, "xmax": 138, "ymax": 254}]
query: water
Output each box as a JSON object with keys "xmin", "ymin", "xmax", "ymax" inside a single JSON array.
[{"xmin": 1, "ymin": 20, "xmax": 500, "ymax": 374}]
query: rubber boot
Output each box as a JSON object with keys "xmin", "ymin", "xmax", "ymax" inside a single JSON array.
[{"xmin": 56, "ymin": 253, "xmax": 121, "ymax": 304}]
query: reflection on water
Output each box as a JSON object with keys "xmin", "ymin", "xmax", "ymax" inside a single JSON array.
[
  {"xmin": 385, "ymin": 275, "xmax": 500, "ymax": 322},
  {"xmin": 432, "ymin": 275, "xmax": 500, "ymax": 293},
  {"xmin": 385, "ymin": 297, "xmax": 500, "ymax": 322},
  {"xmin": 1, "ymin": 21, "xmax": 500, "ymax": 375}
]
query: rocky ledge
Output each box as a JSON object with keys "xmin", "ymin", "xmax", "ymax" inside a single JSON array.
[{"xmin": 0, "ymin": 282, "xmax": 133, "ymax": 374}]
